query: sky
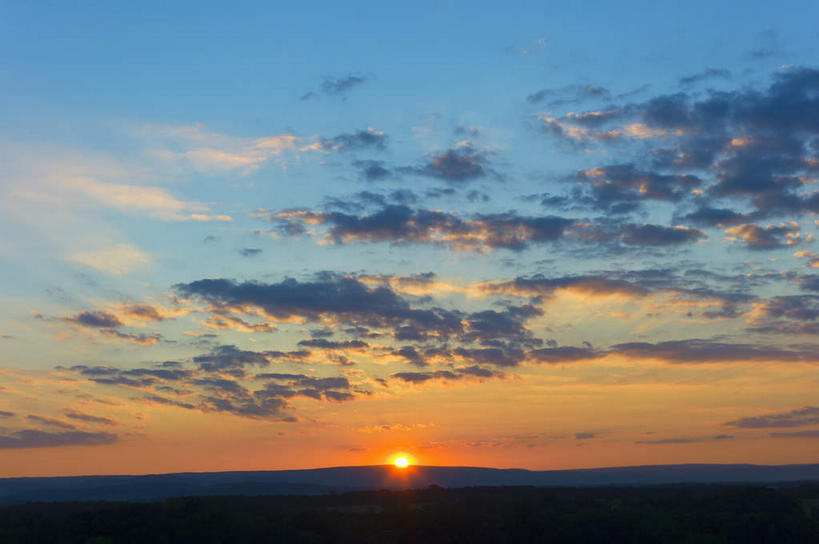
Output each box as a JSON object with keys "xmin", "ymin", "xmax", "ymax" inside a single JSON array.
[{"xmin": 1, "ymin": 1, "xmax": 819, "ymax": 477}]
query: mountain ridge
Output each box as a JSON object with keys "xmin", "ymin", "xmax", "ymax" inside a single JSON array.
[{"xmin": 3, "ymin": 463, "xmax": 819, "ymax": 504}]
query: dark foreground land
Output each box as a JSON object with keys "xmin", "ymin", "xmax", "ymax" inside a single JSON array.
[{"xmin": 3, "ymin": 484, "xmax": 819, "ymax": 543}]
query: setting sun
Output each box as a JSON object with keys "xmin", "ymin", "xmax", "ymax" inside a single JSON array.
[{"xmin": 393, "ymin": 456, "xmax": 410, "ymax": 468}]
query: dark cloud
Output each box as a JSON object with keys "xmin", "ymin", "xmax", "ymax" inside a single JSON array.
[
  {"xmin": 754, "ymin": 296, "xmax": 819, "ymax": 321},
  {"xmin": 575, "ymin": 432, "xmax": 595, "ymax": 440},
  {"xmin": 302, "ymin": 75, "xmax": 369, "ymax": 100},
  {"xmin": 724, "ymin": 222, "xmax": 801, "ymax": 250},
  {"xmin": 393, "ymin": 346, "xmax": 427, "ymax": 367},
  {"xmin": 64, "ymin": 346, "xmax": 359, "ymax": 420},
  {"xmin": 0, "ymin": 410, "xmax": 15, "ymax": 418},
  {"xmin": 0, "ymin": 429, "xmax": 117, "ymax": 449},
  {"xmin": 318, "ymin": 128, "xmax": 388, "ymax": 152},
  {"xmin": 747, "ymin": 295, "xmax": 819, "ymax": 335},
  {"xmin": 410, "ymin": 146, "xmax": 489, "ymax": 183},
  {"xmin": 537, "ymin": 68, "xmax": 819, "ymax": 224},
  {"xmin": 680, "ymin": 206, "xmax": 749, "ymax": 228},
  {"xmin": 203, "ymin": 313, "xmax": 276, "ymax": 333},
  {"xmin": 239, "ymin": 248, "xmax": 263, "ymax": 257},
  {"xmin": 352, "ymin": 160, "xmax": 392, "ymax": 181},
  {"xmin": 636, "ymin": 434, "xmax": 733, "ymax": 445},
  {"xmin": 770, "ymin": 430, "xmax": 819, "ymax": 439},
  {"xmin": 176, "ymin": 275, "xmax": 464, "ymax": 341},
  {"xmin": 576, "ymin": 164, "xmax": 703, "ymax": 212},
  {"xmin": 391, "ymin": 366, "xmax": 503, "ymax": 384},
  {"xmin": 529, "ymin": 346, "xmax": 600, "ymax": 364},
  {"xmin": 270, "ymin": 206, "xmax": 575, "ymax": 251},
  {"xmin": 678, "ymin": 68, "xmax": 732, "ymax": 87},
  {"xmin": 799, "ymin": 275, "xmax": 819, "ymax": 292},
  {"xmin": 297, "ymin": 338, "xmax": 369, "ymax": 350},
  {"xmin": 453, "ymin": 347, "xmax": 526, "ymax": 367},
  {"xmin": 323, "ymin": 190, "xmax": 418, "ymax": 213},
  {"xmin": 609, "ymin": 339, "xmax": 819, "ymax": 363},
  {"xmin": 120, "ymin": 304, "xmax": 166, "ymax": 322},
  {"xmin": 64, "ymin": 311, "xmax": 123, "ymax": 329},
  {"xmin": 725, "ymin": 406, "xmax": 819, "ymax": 429},
  {"xmin": 63, "ymin": 410, "xmax": 117, "ymax": 426},
  {"xmin": 25, "ymin": 415, "xmax": 75, "ymax": 430},
  {"xmin": 193, "ymin": 345, "xmax": 279, "ymax": 374},
  {"xmin": 620, "ymin": 224, "xmax": 706, "ymax": 246},
  {"xmin": 99, "ymin": 329, "xmax": 162, "ymax": 346},
  {"xmin": 527, "ymin": 84, "xmax": 611, "ymax": 106},
  {"xmin": 60, "ymin": 309, "xmax": 163, "ymax": 345},
  {"xmin": 320, "ymin": 75, "xmax": 368, "ymax": 96}
]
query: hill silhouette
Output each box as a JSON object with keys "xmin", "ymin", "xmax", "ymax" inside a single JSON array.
[{"xmin": 4, "ymin": 463, "xmax": 819, "ymax": 504}]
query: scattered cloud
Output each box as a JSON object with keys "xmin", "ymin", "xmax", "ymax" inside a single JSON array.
[{"xmin": 0, "ymin": 430, "xmax": 117, "ymax": 449}]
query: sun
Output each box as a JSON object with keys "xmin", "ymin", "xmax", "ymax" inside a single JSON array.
[{"xmin": 393, "ymin": 456, "xmax": 410, "ymax": 468}]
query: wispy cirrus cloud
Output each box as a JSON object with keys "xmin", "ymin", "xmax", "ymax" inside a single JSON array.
[{"xmin": 66, "ymin": 243, "xmax": 151, "ymax": 276}]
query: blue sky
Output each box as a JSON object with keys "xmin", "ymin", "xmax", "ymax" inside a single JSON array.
[{"xmin": 1, "ymin": 1, "xmax": 819, "ymax": 475}]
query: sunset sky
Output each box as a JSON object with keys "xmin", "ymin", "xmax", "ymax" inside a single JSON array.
[{"xmin": 2, "ymin": 1, "xmax": 819, "ymax": 477}]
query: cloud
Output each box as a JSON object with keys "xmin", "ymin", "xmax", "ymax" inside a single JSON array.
[
  {"xmin": 64, "ymin": 311, "xmax": 123, "ymax": 329},
  {"xmin": 527, "ymin": 84, "xmax": 611, "ymax": 106},
  {"xmin": 536, "ymin": 68, "xmax": 819, "ymax": 224},
  {"xmin": 453, "ymin": 347, "xmax": 526, "ymax": 367},
  {"xmin": 621, "ymin": 224, "xmax": 706, "ymax": 246},
  {"xmin": 352, "ymin": 160, "xmax": 393, "ymax": 181},
  {"xmin": 176, "ymin": 274, "xmax": 465, "ymax": 341},
  {"xmin": 751, "ymin": 295, "xmax": 819, "ymax": 321},
  {"xmin": 239, "ymin": 248, "xmax": 263, "ymax": 257},
  {"xmin": 529, "ymin": 346, "xmax": 600, "ymax": 364},
  {"xmin": 390, "ymin": 366, "xmax": 504, "ymax": 384},
  {"xmin": 609, "ymin": 339, "xmax": 819, "ymax": 364},
  {"xmin": 269, "ymin": 206, "xmax": 576, "ymax": 251},
  {"xmin": 678, "ymin": 68, "xmax": 732, "ymax": 87},
  {"xmin": 770, "ymin": 430, "xmax": 819, "ymax": 438},
  {"xmin": 481, "ymin": 274, "xmax": 651, "ymax": 299},
  {"xmin": 62, "ymin": 347, "xmax": 359, "ymax": 420},
  {"xmin": 143, "ymin": 123, "xmax": 306, "ymax": 173},
  {"xmin": 63, "ymin": 410, "xmax": 118, "ymax": 426},
  {"xmin": 203, "ymin": 314, "xmax": 277, "ymax": 333},
  {"xmin": 67, "ymin": 243, "xmax": 151, "ymax": 275},
  {"xmin": 26, "ymin": 415, "xmax": 75, "ymax": 430},
  {"xmin": 575, "ymin": 164, "xmax": 703, "ymax": 212},
  {"xmin": 794, "ymin": 251, "xmax": 819, "ymax": 268},
  {"xmin": 483, "ymin": 269, "xmax": 751, "ymax": 319},
  {"xmin": 98, "ymin": 329, "xmax": 161, "ymax": 346},
  {"xmin": 301, "ymin": 75, "xmax": 369, "ymax": 100},
  {"xmin": 313, "ymin": 128, "xmax": 388, "ymax": 152},
  {"xmin": 59, "ymin": 308, "xmax": 162, "ymax": 345},
  {"xmin": 681, "ymin": 206, "xmax": 749, "ymax": 228},
  {"xmin": 636, "ymin": 434, "xmax": 733, "ymax": 445},
  {"xmin": 0, "ymin": 429, "xmax": 117, "ymax": 449},
  {"xmin": 575, "ymin": 432, "xmax": 595, "ymax": 440},
  {"xmin": 410, "ymin": 145, "xmax": 489, "ymax": 183},
  {"xmin": 320, "ymin": 75, "xmax": 369, "ymax": 96},
  {"xmin": 725, "ymin": 406, "xmax": 819, "ymax": 428},
  {"xmin": 66, "ymin": 176, "xmax": 233, "ymax": 222},
  {"xmin": 297, "ymin": 339, "xmax": 369, "ymax": 350},
  {"xmin": 193, "ymin": 345, "xmax": 280, "ymax": 374},
  {"xmin": 724, "ymin": 222, "xmax": 804, "ymax": 249}
]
